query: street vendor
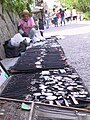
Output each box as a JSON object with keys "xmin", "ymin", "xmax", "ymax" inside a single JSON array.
[{"xmin": 18, "ymin": 9, "xmax": 36, "ymax": 39}]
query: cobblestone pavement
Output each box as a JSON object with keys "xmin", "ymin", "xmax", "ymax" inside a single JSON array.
[
  {"xmin": 44, "ymin": 21, "xmax": 90, "ymax": 37},
  {"xmin": 44, "ymin": 21, "xmax": 90, "ymax": 92},
  {"xmin": 58, "ymin": 33, "xmax": 90, "ymax": 92}
]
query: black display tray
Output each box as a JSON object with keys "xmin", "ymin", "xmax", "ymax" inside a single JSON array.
[
  {"xmin": 1, "ymin": 69, "xmax": 90, "ymax": 108},
  {"xmin": 10, "ymin": 47, "xmax": 66, "ymax": 73}
]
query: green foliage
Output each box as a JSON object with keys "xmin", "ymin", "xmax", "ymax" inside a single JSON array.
[
  {"xmin": 84, "ymin": 11, "xmax": 90, "ymax": 20},
  {"xmin": 1, "ymin": 0, "xmax": 34, "ymax": 13},
  {"xmin": 59, "ymin": 0, "xmax": 90, "ymax": 19},
  {"xmin": 77, "ymin": 0, "xmax": 90, "ymax": 12},
  {"xmin": 60, "ymin": 0, "xmax": 78, "ymax": 9},
  {"xmin": 13, "ymin": 0, "xmax": 26, "ymax": 13},
  {"xmin": 28, "ymin": 0, "xmax": 34, "ymax": 4}
]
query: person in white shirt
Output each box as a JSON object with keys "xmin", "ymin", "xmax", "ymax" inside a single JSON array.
[
  {"xmin": 44, "ymin": 10, "xmax": 49, "ymax": 29},
  {"xmin": 72, "ymin": 7, "xmax": 77, "ymax": 21},
  {"xmin": 65, "ymin": 8, "xmax": 71, "ymax": 22},
  {"xmin": 52, "ymin": 8, "xmax": 58, "ymax": 27}
]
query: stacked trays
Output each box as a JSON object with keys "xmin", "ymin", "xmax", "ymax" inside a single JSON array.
[
  {"xmin": 31, "ymin": 103, "xmax": 90, "ymax": 120},
  {"xmin": 1, "ymin": 37, "xmax": 90, "ymax": 108}
]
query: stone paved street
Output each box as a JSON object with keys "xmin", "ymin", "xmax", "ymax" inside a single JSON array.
[
  {"xmin": 44, "ymin": 21, "xmax": 90, "ymax": 92},
  {"xmin": 58, "ymin": 33, "xmax": 90, "ymax": 92}
]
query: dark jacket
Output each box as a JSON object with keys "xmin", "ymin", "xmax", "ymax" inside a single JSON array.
[{"xmin": 38, "ymin": 18, "xmax": 44, "ymax": 30}]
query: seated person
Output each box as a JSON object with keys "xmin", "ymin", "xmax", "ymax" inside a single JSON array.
[{"xmin": 18, "ymin": 9, "xmax": 36, "ymax": 40}]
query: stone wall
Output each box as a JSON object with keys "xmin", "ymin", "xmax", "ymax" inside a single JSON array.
[{"xmin": 0, "ymin": 3, "xmax": 19, "ymax": 59}]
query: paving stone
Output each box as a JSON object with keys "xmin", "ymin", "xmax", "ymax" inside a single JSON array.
[{"xmin": 58, "ymin": 33, "xmax": 90, "ymax": 92}]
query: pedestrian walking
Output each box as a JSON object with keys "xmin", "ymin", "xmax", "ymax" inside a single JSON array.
[
  {"xmin": 38, "ymin": 18, "xmax": 44, "ymax": 36},
  {"xmin": 60, "ymin": 8, "xmax": 65, "ymax": 26},
  {"xmin": 71, "ymin": 7, "xmax": 77, "ymax": 21},
  {"xmin": 44, "ymin": 10, "xmax": 49, "ymax": 29},
  {"xmin": 57, "ymin": 10, "xmax": 61, "ymax": 25},
  {"xmin": 65, "ymin": 8, "xmax": 71, "ymax": 23},
  {"xmin": 52, "ymin": 8, "xmax": 58, "ymax": 27}
]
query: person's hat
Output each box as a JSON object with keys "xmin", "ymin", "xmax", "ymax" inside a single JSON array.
[{"xmin": 22, "ymin": 9, "xmax": 30, "ymax": 15}]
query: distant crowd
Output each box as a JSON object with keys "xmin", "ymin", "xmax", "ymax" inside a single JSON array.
[
  {"xmin": 38, "ymin": 7, "xmax": 84, "ymax": 29},
  {"xmin": 16, "ymin": 8, "xmax": 83, "ymax": 42}
]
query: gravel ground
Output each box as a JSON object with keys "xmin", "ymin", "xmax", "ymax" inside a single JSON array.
[{"xmin": 57, "ymin": 33, "xmax": 90, "ymax": 91}]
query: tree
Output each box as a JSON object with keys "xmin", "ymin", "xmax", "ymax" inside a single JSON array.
[
  {"xmin": 1, "ymin": 0, "xmax": 34, "ymax": 13},
  {"xmin": 59, "ymin": 0, "xmax": 77, "ymax": 9},
  {"xmin": 59, "ymin": 0, "xmax": 90, "ymax": 11},
  {"xmin": 59, "ymin": 0, "xmax": 90, "ymax": 19},
  {"xmin": 77, "ymin": 0, "xmax": 90, "ymax": 12}
]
